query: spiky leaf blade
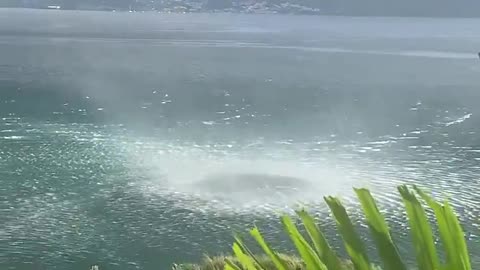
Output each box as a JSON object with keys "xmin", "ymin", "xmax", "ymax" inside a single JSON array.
[
  {"xmin": 280, "ymin": 215, "xmax": 328, "ymax": 270},
  {"xmin": 415, "ymin": 186, "xmax": 471, "ymax": 270},
  {"xmin": 234, "ymin": 235, "xmax": 267, "ymax": 269},
  {"xmin": 232, "ymin": 242, "xmax": 261, "ymax": 270},
  {"xmin": 250, "ymin": 227, "xmax": 289, "ymax": 270},
  {"xmin": 225, "ymin": 258, "xmax": 243, "ymax": 270},
  {"xmin": 398, "ymin": 185, "xmax": 439, "ymax": 270},
  {"xmin": 355, "ymin": 188, "xmax": 407, "ymax": 270},
  {"xmin": 296, "ymin": 210, "xmax": 343, "ymax": 270},
  {"xmin": 324, "ymin": 196, "xmax": 371, "ymax": 270}
]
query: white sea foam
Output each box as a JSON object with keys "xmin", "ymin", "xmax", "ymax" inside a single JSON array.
[{"xmin": 445, "ymin": 113, "xmax": 472, "ymax": 126}]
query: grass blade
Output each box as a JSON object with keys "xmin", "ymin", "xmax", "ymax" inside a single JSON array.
[
  {"xmin": 225, "ymin": 258, "xmax": 243, "ymax": 270},
  {"xmin": 234, "ymin": 235, "xmax": 267, "ymax": 269},
  {"xmin": 296, "ymin": 210, "xmax": 343, "ymax": 270},
  {"xmin": 414, "ymin": 186, "xmax": 471, "ymax": 270},
  {"xmin": 280, "ymin": 215, "xmax": 328, "ymax": 270},
  {"xmin": 232, "ymin": 242, "xmax": 261, "ymax": 270},
  {"xmin": 398, "ymin": 185, "xmax": 439, "ymax": 270},
  {"xmin": 324, "ymin": 196, "xmax": 371, "ymax": 270},
  {"xmin": 355, "ymin": 188, "xmax": 407, "ymax": 270},
  {"xmin": 250, "ymin": 227, "xmax": 289, "ymax": 270}
]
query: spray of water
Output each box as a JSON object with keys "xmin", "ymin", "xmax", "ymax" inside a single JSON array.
[{"xmin": 120, "ymin": 138, "xmax": 380, "ymax": 214}]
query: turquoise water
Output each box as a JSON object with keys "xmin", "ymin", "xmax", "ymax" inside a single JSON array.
[{"xmin": 1, "ymin": 8, "xmax": 480, "ymax": 269}]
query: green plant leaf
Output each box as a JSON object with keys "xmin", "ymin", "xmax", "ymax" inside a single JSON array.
[
  {"xmin": 234, "ymin": 235, "xmax": 267, "ymax": 269},
  {"xmin": 280, "ymin": 215, "xmax": 328, "ymax": 270},
  {"xmin": 250, "ymin": 227, "xmax": 289, "ymax": 270},
  {"xmin": 296, "ymin": 210, "xmax": 343, "ymax": 270},
  {"xmin": 414, "ymin": 186, "xmax": 471, "ymax": 270},
  {"xmin": 355, "ymin": 188, "xmax": 407, "ymax": 270},
  {"xmin": 232, "ymin": 242, "xmax": 261, "ymax": 270},
  {"xmin": 225, "ymin": 258, "xmax": 243, "ymax": 270},
  {"xmin": 398, "ymin": 185, "xmax": 439, "ymax": 270},
  {"xmin": 218, "ymin": 185, "xmax": 474, "ymax": 270},
  {"xmin": 324, "ymin": 196, "xmax": 371, "ymax": 270}
]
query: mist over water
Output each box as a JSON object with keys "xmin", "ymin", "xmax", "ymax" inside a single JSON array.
[{"xmin": 1, "ymin": 9, "xmax": 480, "ymax": 270}]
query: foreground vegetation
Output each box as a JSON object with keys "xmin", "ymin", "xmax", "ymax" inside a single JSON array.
[{"xmin": 175, "ymin": 185, "xmax": 472, "ymax": 270}]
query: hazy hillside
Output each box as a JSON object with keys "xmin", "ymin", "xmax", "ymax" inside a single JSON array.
[{"xmin": 1, "ymin": 0, "xmax": 480, "ymax": 16}]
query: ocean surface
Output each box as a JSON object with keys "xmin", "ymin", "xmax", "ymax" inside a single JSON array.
[{"xmin": 1, "ymin": 8, "xmax": 480, "ymax": 270}]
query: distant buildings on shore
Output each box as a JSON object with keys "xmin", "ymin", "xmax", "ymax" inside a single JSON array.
[
  {"xmin": 7, "ymin": 0, "xmax": 480, "ymax": 16},
  {"xmin": 7, "ymin": 0, "xmax": 322, "ymax": 15}
]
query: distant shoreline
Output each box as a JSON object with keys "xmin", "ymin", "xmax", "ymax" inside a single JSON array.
[{"xmin": 2, "ymin": 7, "xmax": 480, "ymax": 19}]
